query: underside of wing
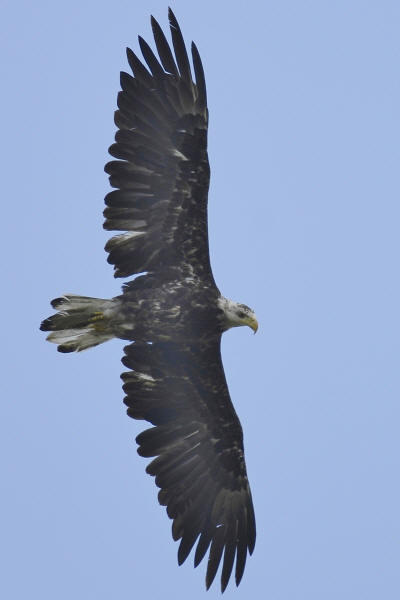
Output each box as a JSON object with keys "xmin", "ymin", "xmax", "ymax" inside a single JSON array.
[
  {"xmin": 104, "ymin": 9, "xmax": 212, "ymax": 281},
  {"xmin": 122, "ymin": 340, "xmax": 256, "ymax": 592}
]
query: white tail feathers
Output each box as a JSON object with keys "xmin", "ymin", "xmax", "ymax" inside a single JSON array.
[
  {"xmin": 41, "ymin": 295, "xmax": 116, "ymax": 352},
  {"xmin": 46, "ymin": 327, "xmax": 114, "ymax": 352}
]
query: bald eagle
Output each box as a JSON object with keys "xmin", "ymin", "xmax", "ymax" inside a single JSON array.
[{"xmin": 41, "ymin": 9, "xmax": 258, "ymax": 592}]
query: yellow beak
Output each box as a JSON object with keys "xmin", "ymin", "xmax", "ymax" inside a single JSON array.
[{"xmin": 246, "ymin": 316, "xmax": 259, "ymax": 334}]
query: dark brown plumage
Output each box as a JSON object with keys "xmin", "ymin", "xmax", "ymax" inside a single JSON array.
[{"xmin": 41, "ymin": 9, "xmax": 257, "ymax": 592}]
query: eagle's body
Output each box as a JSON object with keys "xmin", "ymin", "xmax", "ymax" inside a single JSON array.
[
  {"xmin": 41, "ymin": 9, "xmax": 258, "ymax": 593},
  {"xmin": 115, "ymin": 273, "xmax": 222, "ymax": 343}
]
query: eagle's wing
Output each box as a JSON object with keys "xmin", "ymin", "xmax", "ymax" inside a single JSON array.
[
  {"xmin": 122, "ymin": 339, "xmax": 256, "ymax": 592},
  {"xmin": 104, "ymin": 9, "xmax": 212, "ymax": 282}
]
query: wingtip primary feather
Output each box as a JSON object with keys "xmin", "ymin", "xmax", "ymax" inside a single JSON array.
[
  {"xmin": 151, "ymin": 13, "xmax": 178, "ymax": 76},
  {"xmin": 191, "ymin": 41, "xmax": 207, "ymax": 109},
  {"xmin": 167, "ymin": 6, "xmax": 176, "ymax": 24},
  {"xmin": 167, "ymin": 8, "xmax": 192, "ymax": 86}
]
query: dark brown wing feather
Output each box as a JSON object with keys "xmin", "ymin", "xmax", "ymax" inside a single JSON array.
[
  {"xmin": 104, "ymin": 9, "xmax": 211, "ymax": 281},
  {"xmin": 122, "ymin": 339, "xmax": 256, "ymax": 592}
]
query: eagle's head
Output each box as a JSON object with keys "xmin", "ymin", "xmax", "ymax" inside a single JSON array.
[{"xmin": 218, "ymin": 297, "xmax": 259, "ymax": 333}]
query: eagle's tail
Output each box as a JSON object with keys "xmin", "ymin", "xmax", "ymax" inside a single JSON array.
[{"xmin": 40, "ymin": 295, "xmax": 115, "ymax": 353}]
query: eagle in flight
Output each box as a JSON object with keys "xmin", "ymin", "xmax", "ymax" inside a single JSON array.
[{"xmin": 41, "ymin": 8, "xmax": 258, "ymax": 592}]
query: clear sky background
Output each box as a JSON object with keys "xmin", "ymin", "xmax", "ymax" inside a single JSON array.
[{"xmin": 2, "ymin": 1, "xmax": 399, "ymax": 598}]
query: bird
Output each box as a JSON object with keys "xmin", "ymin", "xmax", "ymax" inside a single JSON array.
[{"xmin": 40, "ymin": 8, "xmax": 258, "ymax": 593}]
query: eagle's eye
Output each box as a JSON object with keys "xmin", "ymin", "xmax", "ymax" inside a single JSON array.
[{"xmin": 237, "ymin": 311, "xmax": 246, "ymax": 319}]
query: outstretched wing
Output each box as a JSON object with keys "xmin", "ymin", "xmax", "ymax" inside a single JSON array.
[
  {"xmin": 122, "ymin": 340, "xmax": 256, "ymax": 592},
  {"xmin": 104, "ymin": 9, "xmax": 212, "ymax": 281}
]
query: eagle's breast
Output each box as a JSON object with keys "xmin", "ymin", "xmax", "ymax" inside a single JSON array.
[{"xmin": 114, "ymin": 277, "xmax": 222, "ymax": 342}]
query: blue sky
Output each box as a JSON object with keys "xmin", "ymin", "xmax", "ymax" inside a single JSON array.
[{"xmin": 2, "ymin": 1, "xmax": 400, "ymax": 598}]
